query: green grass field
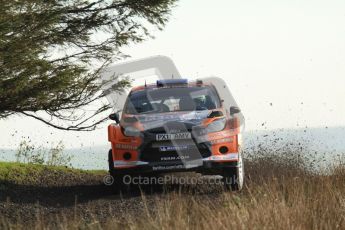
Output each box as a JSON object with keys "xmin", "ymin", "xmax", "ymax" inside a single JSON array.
[{"xmin": 0, "ymin": 161, "xmax": 106, "ymax": 186}]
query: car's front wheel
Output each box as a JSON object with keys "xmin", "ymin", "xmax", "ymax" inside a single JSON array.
[
  {"xmin": 222, "ymin": 153, "xmax": 244, "ymax": 191},
  {"xmin": 108, "ymin": 149, "xmax": 129, "ymax": 191}
]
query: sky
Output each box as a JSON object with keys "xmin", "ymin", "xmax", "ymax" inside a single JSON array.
[{"xmin": 1, "ymin": 0, "xmax": 345, "ymax": 149}]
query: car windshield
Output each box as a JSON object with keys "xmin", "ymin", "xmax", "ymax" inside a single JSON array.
[{"xmin": 124, "ymin": 86, "xmax": 221, "ymax": 114}]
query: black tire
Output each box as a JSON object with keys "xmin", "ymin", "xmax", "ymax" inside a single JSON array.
[
  {"xmin": 108, "ymin": 149, "xmax": 116, "ymax": 175},
  {"xmin": 108, "ymin": 149, "xmax": 129, "ymax": 191},
  {"xmin": 222, "ymin": 153, "xmax": 244, "ymax": 191}
]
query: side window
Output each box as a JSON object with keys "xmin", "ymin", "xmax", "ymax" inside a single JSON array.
[
  {"xmin": 190, "ymin": 88, "xmax": 218, "ymax": 110},
  {"xmin": 192, "ymin": 95, "xmax": 206, "ymax": 110}
]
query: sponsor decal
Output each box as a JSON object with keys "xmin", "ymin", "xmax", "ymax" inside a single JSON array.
[
  {"xmin": 210, "ymin": 137, "xmax": 233, "ymax": 145},
  {"xmin": 203, "ymin": 153, "xmax": 239, "ymax": 161},
  {"xmin": 160, "ymin": 155, "xmax": 190, "ymax": 161},
  {"xmin": 159, "ymin": 146, "xmax": 188, "ymax": 152},
  {"xmin": 139, "ymin": 111, "xmax": 209, "ymax": 123},
  {"xmin": 156, "ymin": 132, "xmax": 191, "ymax": 141},
  {"xmin": 115, "ymin": 144, "xmax": 137, "ymax": 150},
  {"xmin": 194, "ymin": 131, "xmax": 234, "ymax": 144},
  {"xmin": 152, "ymin": 165, "xmax": 184, "ymax": 171},
  {"xmin": 152, "ymin": 163, "xmax": 199, "ymax": 171},
  {"xmin": 113, "ymin": 161, "xmax": 148, "ymax": 167}
]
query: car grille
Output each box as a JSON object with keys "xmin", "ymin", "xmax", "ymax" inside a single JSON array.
[
  {"xmin": 140, "ymin": 121, "xmax": 210, "ymax": 163},
  {"xmin": 140, "ymin": 140, "xmax": 211, "ymax": 163}
]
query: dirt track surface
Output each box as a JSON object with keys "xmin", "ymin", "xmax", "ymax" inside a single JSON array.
[
  {"xmin": 0, "ymin": 172, "xmax": 224, "ymax": 225},
  {"xmin": 2, "ymin": 159, "xmax": 345, "ymax": 229}
]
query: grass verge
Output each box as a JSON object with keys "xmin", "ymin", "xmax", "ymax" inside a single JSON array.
[
  {"xmin": 0, "ymin": 157, "xmax": 345, "ymax": 229},
  {"xmin": 0, "ymin": 161, "xmax": 106, "ymax": 186}
]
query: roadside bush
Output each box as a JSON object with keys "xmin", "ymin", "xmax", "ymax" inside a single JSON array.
[{"xmin": 15, "ymin": 140, "xmax": 72, "ymax": 167}]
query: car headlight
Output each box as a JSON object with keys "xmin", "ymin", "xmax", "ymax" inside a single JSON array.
[
  {"xmin": 206, "ymin": 118, "xmax": 226, "ymax": 133},
  {"xmin": 123, "ymin": 126, "xmax": 141, "ymax": 137}
]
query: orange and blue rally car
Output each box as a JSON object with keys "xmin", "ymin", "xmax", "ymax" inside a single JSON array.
[{"xmin": 107, "ymin": 78, "xmax": 244, "ymax": 190}]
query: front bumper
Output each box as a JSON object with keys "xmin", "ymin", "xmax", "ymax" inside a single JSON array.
[{"xmin": 111, "ymin": 153, "xmax": 239, "ymax": 175}]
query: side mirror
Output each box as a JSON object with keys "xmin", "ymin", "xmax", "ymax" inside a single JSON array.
[
  {"xmin": 230, "ymin": 106, "xmax": 241, "ymax": 115},
  {"xmin": 109, "ymin": 113, "xmax": 120, "ymax": 124}
]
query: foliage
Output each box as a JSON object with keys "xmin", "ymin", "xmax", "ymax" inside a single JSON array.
[
  {"xmin": 0, "ymin": 0, "xmax": 177, "ymax": 130},
  {"xmin": 15, "ymin": 140, "xmax": 72, "ymax": 167}
]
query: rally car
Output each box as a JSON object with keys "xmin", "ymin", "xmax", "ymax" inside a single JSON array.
[{"xmin": 107, "ymin": 78, "xmax": 244, "ymax": 190}]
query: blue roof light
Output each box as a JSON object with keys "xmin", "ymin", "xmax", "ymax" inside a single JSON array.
[{"xmin": 156, "ymin": 79, "xmax": 188, "ymax": 87}]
